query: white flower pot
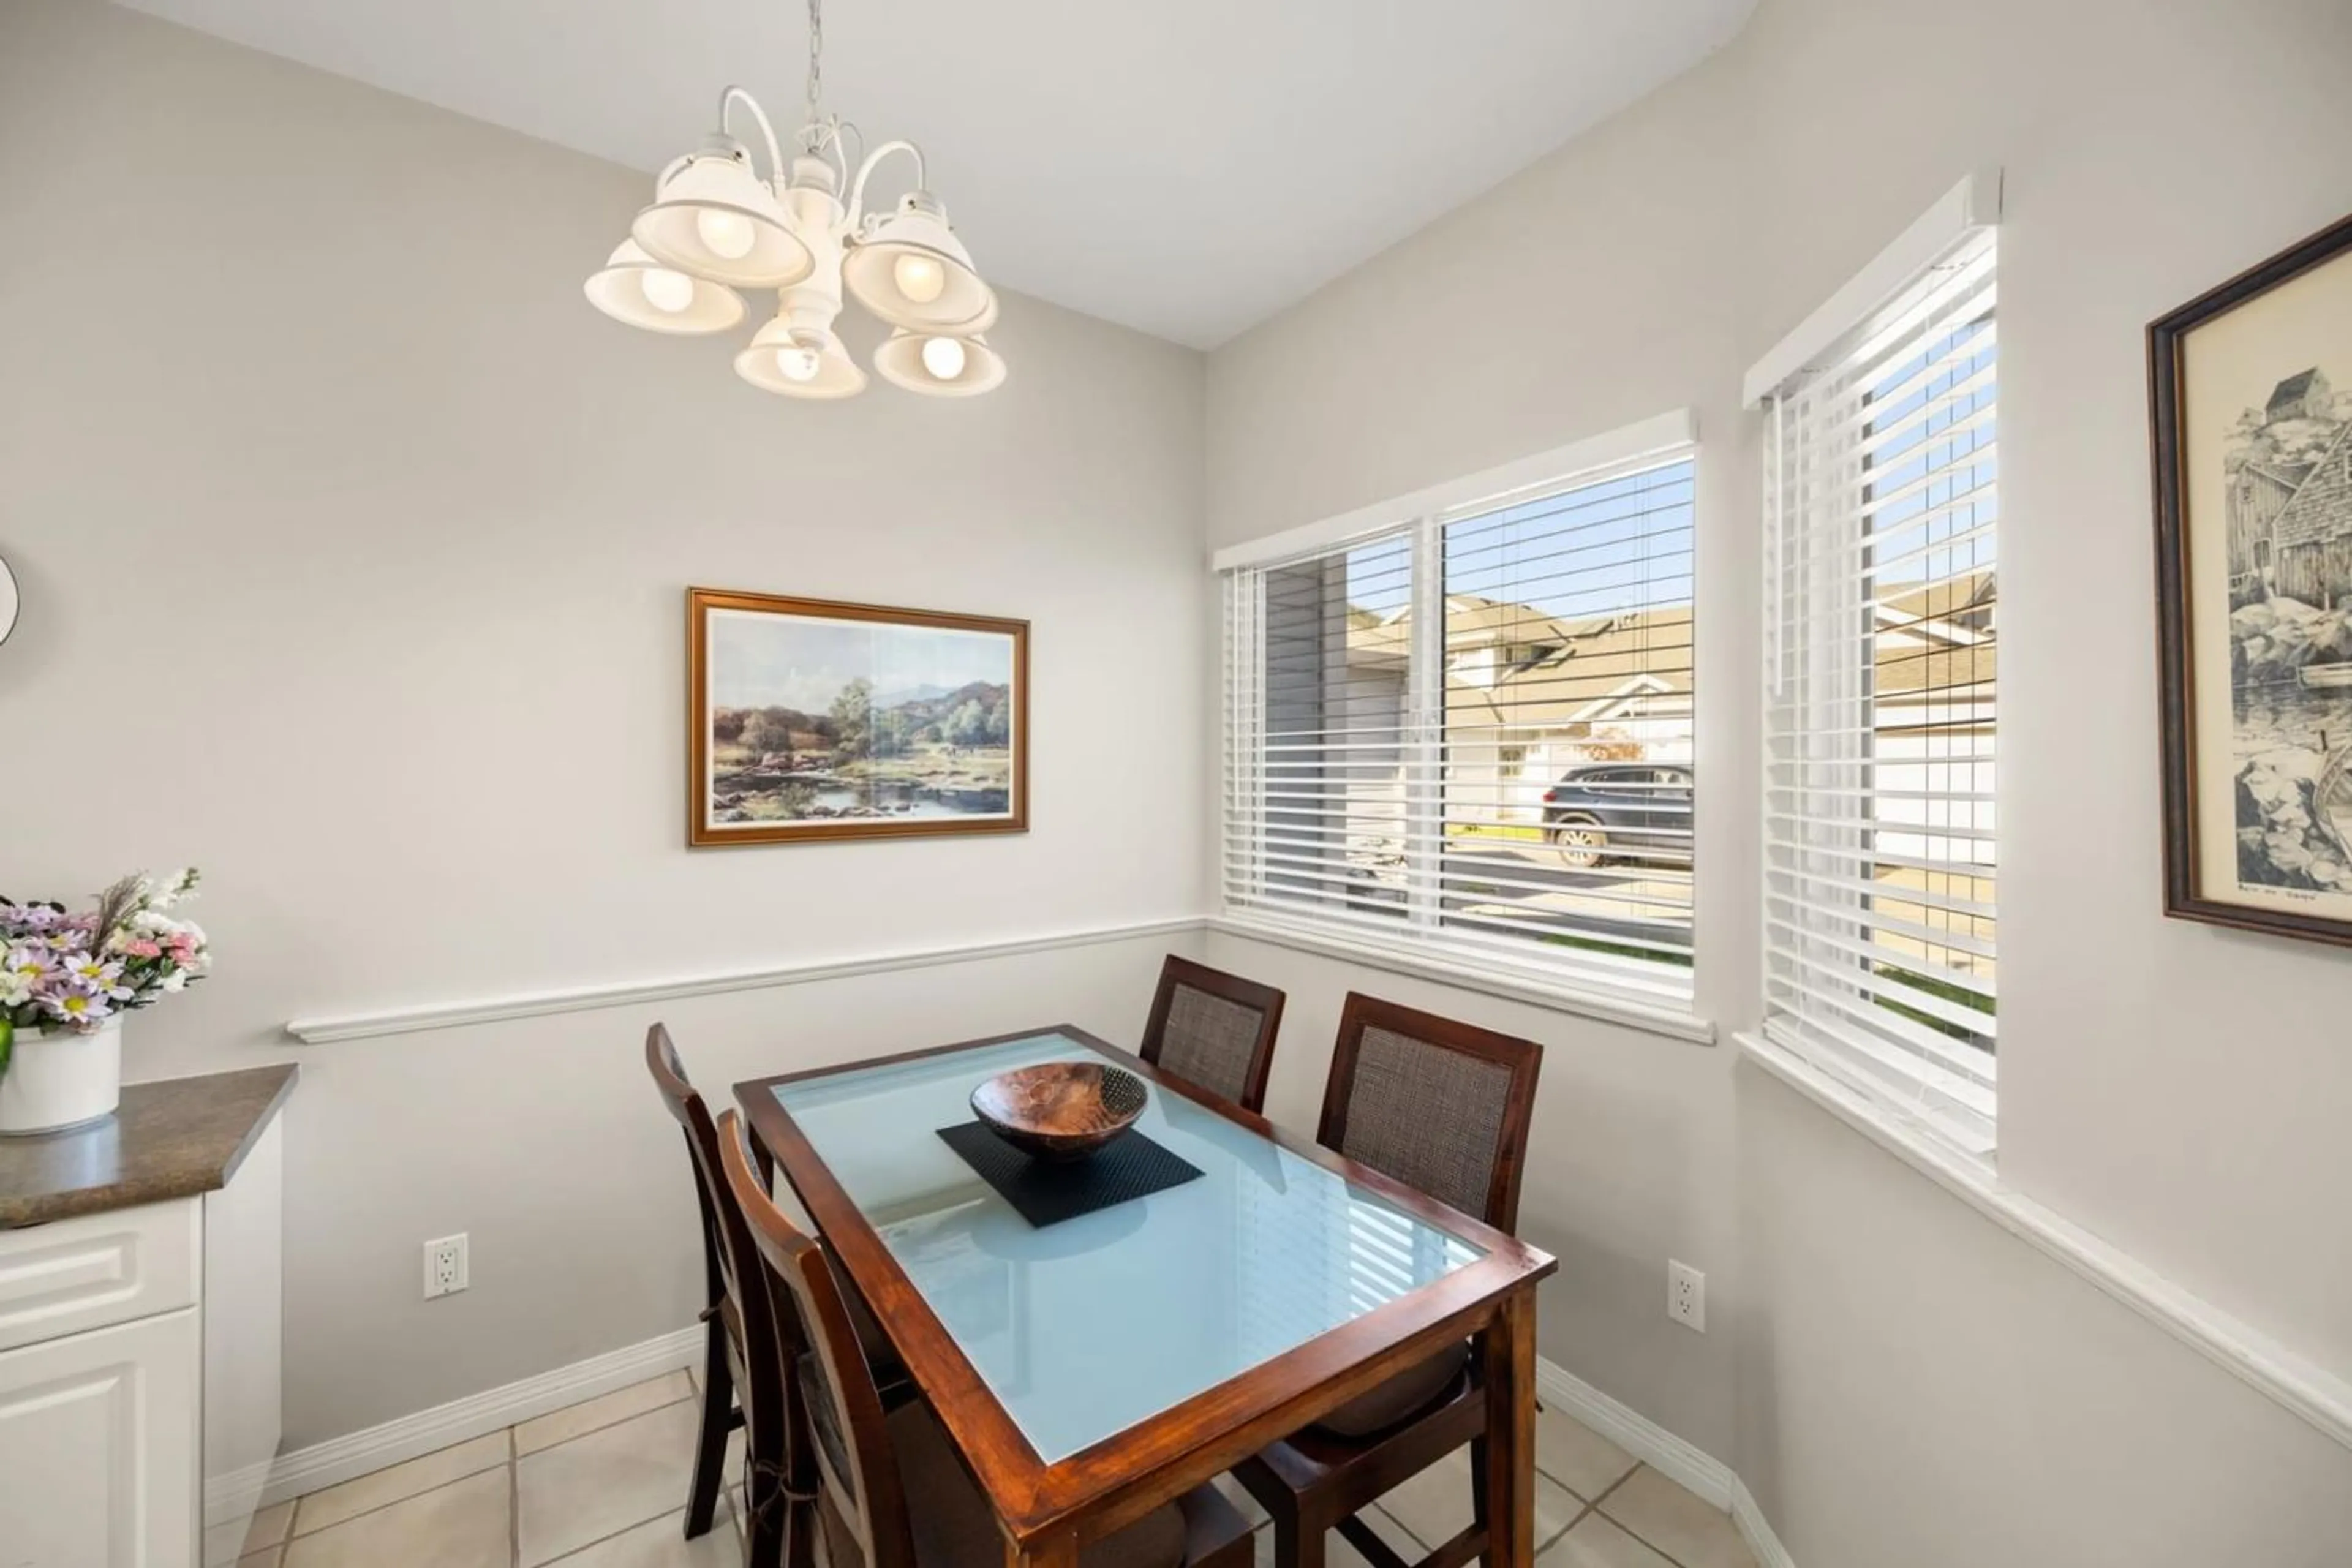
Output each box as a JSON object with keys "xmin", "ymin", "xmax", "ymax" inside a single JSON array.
[{"xmin": 0, "ymin": 1016, "xmax": 123, "ymax": 1136}]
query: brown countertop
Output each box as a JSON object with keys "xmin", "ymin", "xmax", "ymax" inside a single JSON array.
[{"xmin": 0, "ymin": 1063, "xmax": 297, "ymax": 1227}]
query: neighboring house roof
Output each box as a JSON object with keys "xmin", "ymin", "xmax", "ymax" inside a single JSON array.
[
  {"xmin": 1340, "ymin": 571, "xmax": 1998, "ymax": 733},
  {"xmin": 2272, "ymin": 422, "xmax": 2352, "ymax": 550},
  {"xmin": 1877, "ymin": 639, "xmax": 1997, "ymax": 695},
  {"xmin": 1880, "ymin": 571, "xmax": 1995, "ymax": 630},
  {"xmin": 1875, "ymin": 571, "xmax": 1997, "ymax": 696},
  {"xmin": 1435, "ymin": 593, "xmax": 1582, "ymax": 649},
  {"xmin": 1441, "ymin": 605, "xmax": 1696, "ymax": 729},
  {"xmin": 1344, "ymin": 594, "xmax": 1582, "ymax": 662}
]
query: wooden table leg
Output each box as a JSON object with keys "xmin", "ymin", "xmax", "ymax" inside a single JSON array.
[
  {"xmin": 1479, "ymin": 1289, "xmax": 1537, "ymax": 1568},
  {"xmin": 1007, "ymin": 1526, "xmax": 1079, "ymax": 1568}
]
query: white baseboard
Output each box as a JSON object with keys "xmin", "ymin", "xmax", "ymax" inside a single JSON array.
[
  {"xmin": 1536, "ymin": 1356, "xmax": 1796, "ymax": 1566},
  {"xmin": 266, "ymin": 1325, "xmax": 1806, "ymax": 1568},
  {"xmin": 1536, "ymin": 1355, "xmax": 1731, "ymax": 1509},
  {"xmin": 258, "ymin": 1325, "xmax": 703, "ymax": 1507},
  {"xmin": 1731, "ymin": 1473, "xmax": 1799, "ymax": 1568}
]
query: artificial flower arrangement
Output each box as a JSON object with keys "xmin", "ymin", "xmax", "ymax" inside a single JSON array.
[{"xmin": 0, "ymin": 869, "xmax": 211, "ymax": 1075}]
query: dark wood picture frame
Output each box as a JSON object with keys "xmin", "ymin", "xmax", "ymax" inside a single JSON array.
[
  {"xmin": 2151, "ymin": 209, "xmax": 2352, "ymax": 948},
  {"xmin": 687, "ymin": 587, "xmax": 1030, "ymax": 849}
]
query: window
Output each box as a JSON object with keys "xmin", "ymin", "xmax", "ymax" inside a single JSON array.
[
  {"xmin": 1757, "ymin": 187, "xmax": 1999, "ymax": 1153},
  {"xmin": 1220, "ymin": 432, "xmax": 1697, "ymax": 1006}
]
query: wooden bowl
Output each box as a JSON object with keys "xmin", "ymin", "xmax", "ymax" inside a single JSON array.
[{"xmin": 970, "ymin": 1063, "xmax": 1147, "ymax": 1163}]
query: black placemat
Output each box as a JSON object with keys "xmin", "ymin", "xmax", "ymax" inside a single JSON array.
[{"xmin": 937, "ymin": 1122, "xmax": 1204, "ymax": 1228}]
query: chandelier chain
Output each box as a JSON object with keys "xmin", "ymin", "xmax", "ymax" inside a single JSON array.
[{"xmin": 805, "ymin": 0, "xmax": 823, "ymax": 120}]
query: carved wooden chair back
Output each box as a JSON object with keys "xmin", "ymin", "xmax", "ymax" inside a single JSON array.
[
  {"xmin": 717, "ymin": 1107, "xmax": 917, "ymax": 1568},
  {"xmin": 646, "ymin": 1025, "xmax": 790, "ymax": 1559}
]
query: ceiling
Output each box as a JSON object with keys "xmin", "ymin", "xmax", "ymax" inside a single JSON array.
[{"xmin": 115, "ymin": 0, "xmax": 1756, "ymax": 347}]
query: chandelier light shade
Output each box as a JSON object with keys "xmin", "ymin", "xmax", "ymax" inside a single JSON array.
[
  {"xmin": 582, "ymin": 0, "xmax": 1004, "ymax": 404},
  {"xmin": 583, "ymin": 239, "xmax": 747, "ymax": 334},
  {"xmin": 735, "ymin": 315, "xmax": 867, "ymax": 399},
  {"xmin": 840, "ymin": 193, "xmax": 995, "ymax": 333},
  {"xmin": 873, "ymin": 329, "xmax": 1005, "ymax": 398},
  {"xmin": 631, "ymin": 141, "xmax": 813, "ymax": 290}
]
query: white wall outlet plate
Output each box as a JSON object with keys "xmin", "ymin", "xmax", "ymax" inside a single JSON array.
[
  {"xmin": 1667, "ymin": 1259, "xmax": 1705, "ymax": 1332},
  {"xmin": 424, "ymin": 1234, "xmax": 469, "ymax": 1300}
]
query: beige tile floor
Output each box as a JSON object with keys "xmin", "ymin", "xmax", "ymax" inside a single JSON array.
[{"xmin": 231, "ymin": 1370, "xmax": 1754, "ymax": 1568}]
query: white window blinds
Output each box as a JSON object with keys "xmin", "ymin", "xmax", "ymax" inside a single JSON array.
[
  {"xmin": 1222, "ymin": 444, "xmax": 1697, "ymax": 1005},
  {"xmin": 1760, "ymin": 225, "xmax": 1999, "ymax": 1152}
]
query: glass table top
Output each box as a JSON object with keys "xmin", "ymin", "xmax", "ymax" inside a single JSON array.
[{"xmin": 772, "ymin": 1031, "xmax": 1485, "ymax": 1464}]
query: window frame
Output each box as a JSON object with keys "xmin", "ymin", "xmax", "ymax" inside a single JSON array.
[
  {"xmin": 1215, "ymin": 412, "xmax": 1703, "ymax": 1027},
  {"xmin": 1749, "ymin": 173, "xmax": 2002, "ymax": 1163}
]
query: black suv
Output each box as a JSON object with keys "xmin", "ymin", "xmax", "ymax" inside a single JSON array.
[{"xmin": 1540, "ymin": 764, "xmax": 1694, "ymax": 869}]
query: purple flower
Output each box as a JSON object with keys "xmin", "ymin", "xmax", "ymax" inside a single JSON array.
[
  {"xmin": 42, "ymin": 982, "xmax": 114, "ymax": 1029},
  {"xmin": 59, "ymin": 952, "xmax": 132, "ymax": 1001},
  {"xmin": 5, "ymin": 903, "xmax": 66, "ymax": 936}
]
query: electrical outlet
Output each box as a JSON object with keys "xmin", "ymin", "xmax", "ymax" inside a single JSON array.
[
  {"xmin": 424, "ymin": 1234, "xmax": 469, "ymax": 1300},
  {"xmin": 1667, "ymin": 1259, "xmax": 1705, "ymax": 1332}
]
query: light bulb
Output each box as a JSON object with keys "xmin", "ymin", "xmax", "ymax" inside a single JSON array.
[
  {"xmin": 640, "ymin": 268, "xmax": 695, "ymax": 314},
  {"xmin": 696, "ymin": 208, "xmax": 756, "ymax": 261},
  {"xmin": 894, "ymin": 253, "xmax": 946, "ymax": 304},
  {"xmin": 919, "ymin": 336, "xmax": 967, "ymax": 380},
  {"xmin": 778, "ymin": 345, "xmax": 821, "ymax": 383}
]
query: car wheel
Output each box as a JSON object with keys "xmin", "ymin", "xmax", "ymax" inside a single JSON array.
[{"xmin": 1550, "ymin": 815, "xmax": 1608, "ymax": 870}]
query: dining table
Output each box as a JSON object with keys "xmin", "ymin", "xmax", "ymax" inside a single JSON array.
[{"xmin": 735, "ymin": 1023, "xmax": 1556, "ymax": 1568}]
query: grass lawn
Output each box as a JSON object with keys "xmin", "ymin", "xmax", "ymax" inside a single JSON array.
[
  {"xmin": 1544, "ymin": 932, "xmax": 1694, "ymax": 968},
  {"xmin": 1446, "ymin": 821, "xmax": 1545, "ymax": 845}
]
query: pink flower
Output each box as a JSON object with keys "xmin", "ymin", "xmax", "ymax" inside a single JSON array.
[{"xmin": 124, "ymin": 939, "xmax": 163, "ymax": 958}]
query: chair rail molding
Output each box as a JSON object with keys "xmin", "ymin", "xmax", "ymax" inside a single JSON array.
[{"xmin": 283, "ymin": 916, "xmax": 1206, "ymax": 1044}]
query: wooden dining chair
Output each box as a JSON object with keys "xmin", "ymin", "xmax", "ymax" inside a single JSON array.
[
  {"xmin": 646, "ymin": 1024, "xmax": 791, "ymax": 1562},
  {"xmin": 1231, "ymin": 993, "xmax": 1544, "ymax": 1568},
  {"xmin": 1137, "ymin": 955, "xmax": 1287, "ymax": 1114},
  {"xmin": 646, "ymin": 1025, "xmax": 907, "ymax": 1564},
  {"xmin": 715, "ymin": 1106, "xmax": 1257, "ymax": 1568}
]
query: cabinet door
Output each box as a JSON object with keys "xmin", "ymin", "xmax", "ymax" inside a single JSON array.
[
  {"xmin": 0, "ymin": 1201, "xmax": 200, "ymax": 1354},
  {"xmin": 0, "ymin": 1308, "xmax": 199, "ymax": 1568}
]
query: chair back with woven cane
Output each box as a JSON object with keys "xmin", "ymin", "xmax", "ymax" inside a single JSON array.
[
  {"xmin": 1224, "ymin": 995, "xmax": 1544, "ymax": 1568},
  {"xmin": 1139, "ymin": 956, "xmax": 1287, "ymax": 1114},
  {"xmin": 1317, "ymin": 992, "xmax": 1542, "ymax": 1233}
]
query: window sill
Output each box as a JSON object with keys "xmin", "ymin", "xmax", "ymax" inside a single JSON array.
[
  {"xmin": 1735, "ymin": 1028, "xmax": 1992, "ymax": 1178},
  {"xmin": 1735, "ymin": 1029, "xmax": 2352, "ymax": 1454},
  {"xmin": 1208, "ymin": 913, "xmax": 1716, "ymax": 1046}
]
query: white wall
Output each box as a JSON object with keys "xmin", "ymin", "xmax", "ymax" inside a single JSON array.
[
  {"xmin": 0, "ymin": 0, "xmax": 1207, "ymax": 1447},
  {"xmin": 12, "ymin": 0, "xmax": 2352, "ymax": 1550},
  {"xmin": 1207, "ymin": 0, "xmax": 2352, "ymax": 1556}
]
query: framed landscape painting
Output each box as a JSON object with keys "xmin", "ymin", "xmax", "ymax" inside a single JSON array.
[
  {"xmin": 687, "ymin": 588, "xmax": 1028, "ymax": 848},
  {"xmin": 2152, "ymin": 211, "xmax": 2352, "ymax": 946}
]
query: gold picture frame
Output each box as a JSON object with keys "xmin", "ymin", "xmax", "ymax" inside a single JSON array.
[{"xmin": 687, "ymin": 587, "xmax": 1029, "ymax": 848}]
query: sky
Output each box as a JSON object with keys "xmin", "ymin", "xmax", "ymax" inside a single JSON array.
[
  {"xmin": 1346, "ymin": 457, "xmax": 1697, "ymax": 621},
  {"xmin": 707, "ymin": 610, "xmax": 1012, "ymax": 712},
  {"xmin": 1336, "ymin": 315, "xmax": 1997, "ymax": 625}
]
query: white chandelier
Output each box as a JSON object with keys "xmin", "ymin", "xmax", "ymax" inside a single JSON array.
[{"xmin": 583, "ymin": 0, "xmax": 1003, "ymax": 399}]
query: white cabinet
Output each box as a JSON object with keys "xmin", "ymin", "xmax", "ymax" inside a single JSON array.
[
  {"xmin": 0, "ymin": 1116, "xmax": 284, "ymax": 1568},
  {"xmin": 0, "ymin": 1310, "xmax": 200, "ymax": 1567}
]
